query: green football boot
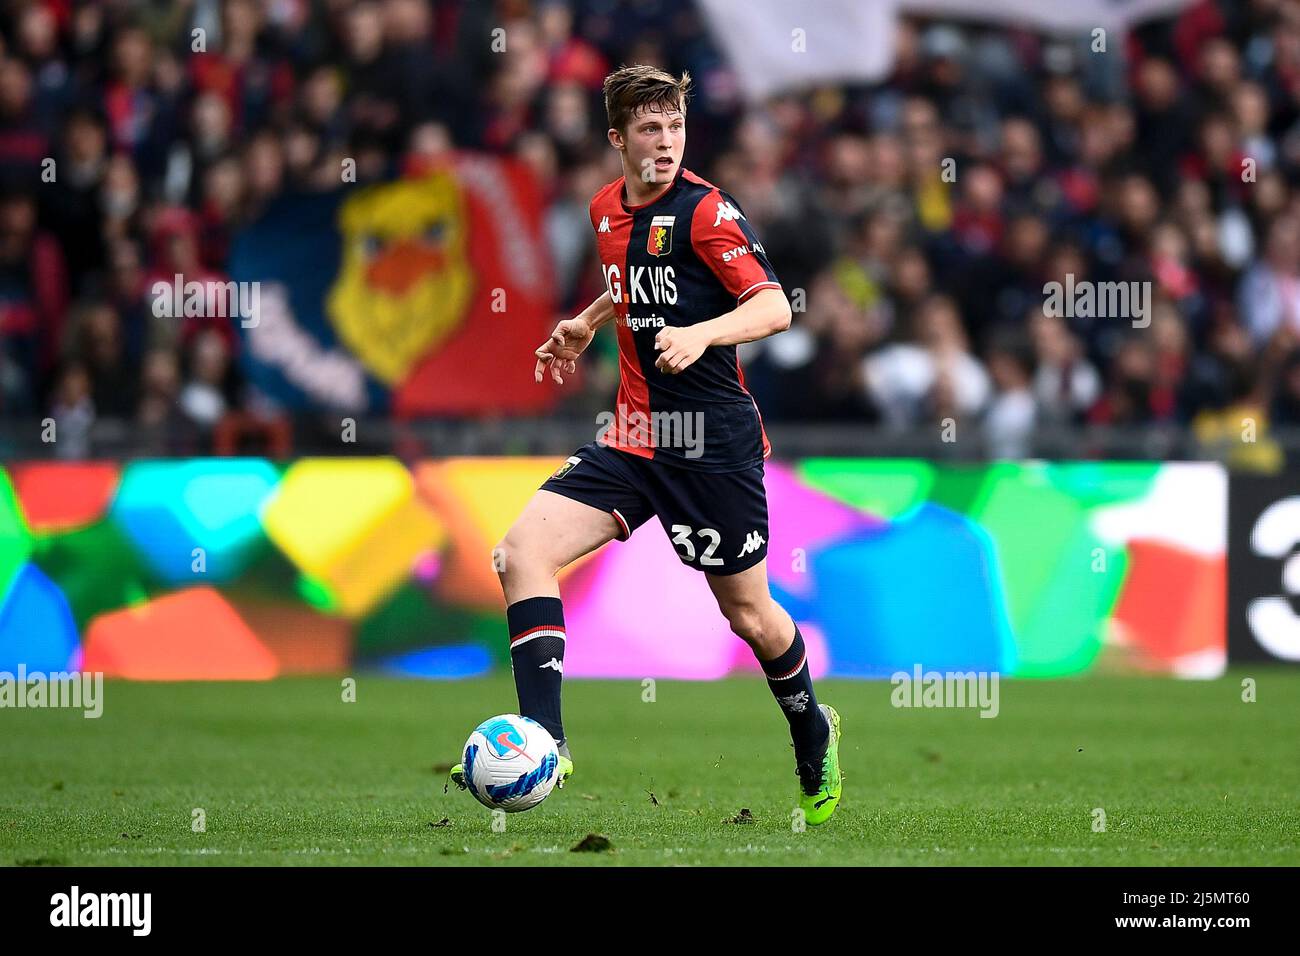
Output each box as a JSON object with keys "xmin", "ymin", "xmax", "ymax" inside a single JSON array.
[
  {"xmin": 555, "ymin": 751, "xmax": 574, "ymax": 789},
  {"xmin": 796, "ymin": 704, "xmax": 842, "ymax": 826}
]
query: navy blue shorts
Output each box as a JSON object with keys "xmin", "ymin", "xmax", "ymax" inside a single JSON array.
[{"xmin": 539, "ymin": 441, "xmax": 769, "ymax": 575}]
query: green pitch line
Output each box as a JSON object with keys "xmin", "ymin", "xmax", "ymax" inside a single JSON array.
[{"xmin": 1, "ymin": 673, "xmax": 1297, "ymax": 866}]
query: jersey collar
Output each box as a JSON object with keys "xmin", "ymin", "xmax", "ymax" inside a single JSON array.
[{"xmin": 621, "ymin": 167, "xmax": 684, "ymax": 213}]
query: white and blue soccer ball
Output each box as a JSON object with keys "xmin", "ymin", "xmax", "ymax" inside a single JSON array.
[{"xmin": 461, "ymin": 714, "xmax": 559, "ymax": 812}]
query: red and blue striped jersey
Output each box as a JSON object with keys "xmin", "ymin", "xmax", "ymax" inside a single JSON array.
[{"xmin": 589, "ymin": 167, "xmax": 778, "ymax": 472}]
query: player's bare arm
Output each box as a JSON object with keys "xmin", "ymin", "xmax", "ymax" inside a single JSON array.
[
  {"xmin": 533, "ymin": 290, "xmax": 616, "ymax": 384},
  {"xmin": 654, "ymin": 287, "xmax": 792, "ymax": 374}
]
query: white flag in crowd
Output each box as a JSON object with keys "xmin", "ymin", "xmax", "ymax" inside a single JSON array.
[
  {"xmin": 899, "ymin": 0, "xmax": 1195, "ymax": 33},
  {"xmin": 698, "ymin": 0, "xmax": 1195, "ymax": 102},
  {"xmin": 696, "ymin": 0, "xmax": 898, "ymax": 102}
]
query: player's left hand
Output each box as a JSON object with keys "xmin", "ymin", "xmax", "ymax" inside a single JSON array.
[{"xmin": 654, "ymin": 325, "xmax": 710, "ymax": 374}]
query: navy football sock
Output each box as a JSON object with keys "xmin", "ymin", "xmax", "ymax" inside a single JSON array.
[
  {"xmin": 507, "ymin": 596, "xmax": 567, "ymax": 746},
  {"xmin": 758, "ymin": 624, "xmax": 829, "ymax": 763}
]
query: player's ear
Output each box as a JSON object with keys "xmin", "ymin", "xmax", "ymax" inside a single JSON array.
[{"xmin": 607, "ymin": 127, "xmax": 624, "ymax": 151}]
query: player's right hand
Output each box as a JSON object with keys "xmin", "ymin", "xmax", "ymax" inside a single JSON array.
[{"xmin": 534, "ymin": 317, "xmax": 594, "ymax": 384}]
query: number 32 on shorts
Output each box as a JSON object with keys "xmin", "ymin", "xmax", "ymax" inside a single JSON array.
[{"xmin": 670, "ymin": 524, "xmax": 724, "ymax": 566}]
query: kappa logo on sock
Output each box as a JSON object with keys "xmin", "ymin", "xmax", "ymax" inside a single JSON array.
[
  {"xmin": 778, "ymin": 690, "xmax": 810, "ymax": 713},
  {"xmin": 539, "ymin": 658, "xmax": 564, "ymax": 673}
]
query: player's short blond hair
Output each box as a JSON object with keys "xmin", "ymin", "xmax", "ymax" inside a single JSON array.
[{"xmin": 603, "ymin": 64, "xmax": 691, "ymax": 134}]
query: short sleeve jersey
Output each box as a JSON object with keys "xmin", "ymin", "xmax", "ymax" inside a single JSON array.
[{"xmin": 588, "ymin": 167, "xmax": 780, "ymax": 472}]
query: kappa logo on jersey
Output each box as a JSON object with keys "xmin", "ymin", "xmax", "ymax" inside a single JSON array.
[
  {"xmin": 737, "ymin": 530, "xmax": 766, "ymax": 558},
  {"xmin": 712, "ymin": 200, "xmax": 746, "ymax": 227},
  {"xmin": 539, "ymin": 658, "xmax": 564, "ymax": 673},
  {"xmin": 647, "ymin": 215, "xmax": 675, "ymax": 256},
  {"xmin": 550, "ymin": 456, "xmax": 581, "ymax": 480},
  {"xmin": 598, "ymin": 215, "xmax": 611, "ymax": 233},
  {"xmin": 778, "ymin": 690, "xmax": 810, "ymax": 713}
]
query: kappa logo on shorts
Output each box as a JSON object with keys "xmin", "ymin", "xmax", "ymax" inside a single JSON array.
[
  {"xmin": 550, "ymin": 456, "xmax": 582, "ymax": 480},
  {"xmin": 737, "ymin": 530, "xmax": 765, "ymax": 558}
]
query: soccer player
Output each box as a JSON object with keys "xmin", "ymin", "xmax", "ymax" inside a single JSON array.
[{"xmin": 450, "ymin": 65, "xmax": 842, "ymax": 824}]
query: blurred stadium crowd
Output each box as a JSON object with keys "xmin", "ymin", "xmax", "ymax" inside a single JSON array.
[{"xmin": 3, "ymin": 0, "xmax": 1300, "ymax": 458}]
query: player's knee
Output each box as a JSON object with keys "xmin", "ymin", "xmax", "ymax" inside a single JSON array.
[
  {"xmin": 493, "ymin": 533, "xmax": 558, "ymax": 586},
  {"xmin": 493, "ymin": 535, "xmax": 519, "ymax": 585},
  {"xmin": 724, "ymin": 602, "xmax": 768, "ymax": 646},
  {"xmin": 493, "ymin": 536, "xmax": 520, "ymax": 583}
]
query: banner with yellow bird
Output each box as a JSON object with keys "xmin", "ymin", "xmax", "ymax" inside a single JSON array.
[{"xmin": 230, "ymin": 155, "xmax": 557, "ymax": 415}]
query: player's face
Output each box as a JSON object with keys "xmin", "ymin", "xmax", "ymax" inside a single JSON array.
[{"xmin": 614, "ymin": 104, "xmax": 685, "ymax": 187}]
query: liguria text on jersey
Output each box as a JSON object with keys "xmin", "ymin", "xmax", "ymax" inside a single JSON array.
[{"xmin": 590, "ymin": 167, "xmax": 779, "ymax": 473}]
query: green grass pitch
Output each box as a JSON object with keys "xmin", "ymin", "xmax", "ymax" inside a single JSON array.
[{"xmin": 2, "ymin": 671, "xmax": 1297, "ymax": 866}]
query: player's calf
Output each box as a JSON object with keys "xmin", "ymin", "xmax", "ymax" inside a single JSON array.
[
  {"xmin": 756, "ymin": 620, "xmax": 830, "ymax": 764},
  {"xmin": 710, "ymin": 569, "xmax": 831, "ymax": 767},
  {"xmin": 505, "ymin": 595, "xmax": 568, "ymax": 747},
  {"xmin": 493, "ymin": 490, "xmax": 623, "ymax": 753}
]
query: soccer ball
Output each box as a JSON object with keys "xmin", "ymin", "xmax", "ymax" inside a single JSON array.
[{"xmin": 461, "ymin": 714, "xmax": 559, "ymax": 812}]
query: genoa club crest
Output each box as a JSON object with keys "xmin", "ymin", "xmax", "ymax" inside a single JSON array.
[
  {"xmin": 646, "ymin": 215, "xmax": 674, "ymax": 256},
  {"xmin": 550, "ymin": 456, "xmax": 581, "ymax": 480}
]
